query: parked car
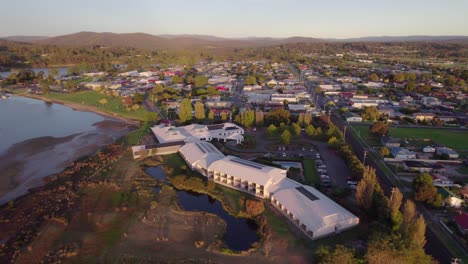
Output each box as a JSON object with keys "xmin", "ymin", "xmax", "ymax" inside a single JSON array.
[
  {"xmin": 318, "ymin": 165, "xmax": 327, "ymax": 169},
  {"xmin": 282, "ymin": 153, "xmax": 286, "ymax": 158},
  {"xmin": 347, "ymin": 183, "xmax": 357, "ymax": 190},
  {"xmin": 316, "ymin": 154, "xmax": 321, "ymax": 158}
]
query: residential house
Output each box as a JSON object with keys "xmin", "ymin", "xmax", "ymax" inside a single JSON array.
[
  {"xmin": 436, "ymin": 147, "xmax": 459, "ymax": 159},
  {"xmin": 391, "ymin": 147, "xmax": 416, "ymax": 160},
  {"xmin": 412, "ymin": 113, "xmax": 436, "ymax": 121},
  {"xmin": 343, "ymin": 112, "xmax": 363, "ymax": 122},
  {"xmin": 381, "ymin": 137, "xmax": 401, "ymax": 148}
]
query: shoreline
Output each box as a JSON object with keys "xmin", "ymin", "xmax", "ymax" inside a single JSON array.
[{"xmin": 11, "ymin": 92, "xmax": 141, "ymax": 126}]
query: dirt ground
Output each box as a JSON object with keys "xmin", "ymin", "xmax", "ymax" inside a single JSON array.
[{"xmin": 2, "ymin": 148, "xmax": 313, "ymax": 263}]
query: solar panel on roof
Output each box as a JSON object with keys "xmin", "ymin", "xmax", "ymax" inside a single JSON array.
[
  {"xmin": 230, "ymin": 157, "xmax": 266, "ymax": 170},
  {"xmin": 207, "ymin": 124, "xmax": 224, "ymax": 130},
  {"xmin": 296, "ymin": 186, "xmax": 319, "ymax": 201}
]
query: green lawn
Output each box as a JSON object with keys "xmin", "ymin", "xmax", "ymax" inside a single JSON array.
[
  {"xmin": 352, "ymin": 125, "xmax": 468, "ymax": 150},
  {"xmin": 388, "ymin": 127, "xmax": 468, "ymax": 150},
  {"xmin": 43, "ymin": 91, "xmax": 149, "ymax": 121},
  {"xmin": 302, "ymin": 159, "xmax": 319, "ymax": 187}
]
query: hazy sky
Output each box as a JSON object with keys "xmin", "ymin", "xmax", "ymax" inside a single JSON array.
[{"xmin": 1, "ymin": 0, "xmax": 467, "ymax": 38}]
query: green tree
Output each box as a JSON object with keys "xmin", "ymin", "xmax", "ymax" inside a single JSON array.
[
  {"xmin": 267, "ymin": 124, "xmax": 277, "ymax": 136},
  {"xmin": 245, "ymin": 75, "xmax": 257, "ymax": 85},
  {"xmin": 194, "ymin": 101, "xmax": 205, "ymax": 120},
  {"xmin": 241, "ymin": 109, "xmax": 255, "ymax": 128},
  {"xmin": 305, "ymin": 124, "xmax": 316, "ymax": 137},
  {"xmin": 405, "ymin": 82, "xmax": 416, "ymax": 92},
  {"xmin": 318, "ymin": 245, "xmax": 356, "ymax": 264},
  {"xmin": 144, "ymin": 112, "xmax": 159, "ymax": 122},
  {"xmin": 393, "ymin": 73, "xmax": 405, "ymax": 83},
  {"xmin": 280, "ymin": 130, "xmax": 291, "ymax": 144},
  {"xmin": 413, "ymin": 173, "xmax": 437, "ymax": 206},
  {"xmin": 208, "ymin": 110, "xmax": 214, "ymax": 121},
  {"xmin": 291, "ymin": 122, "xmax": 301, "ymax": 136},
  {"xmin": 361, "ymin": 106, "xmax": 380, "ymax": 121},
  {"xmin": 40, "ymin": 80, "xmax": 50, "ymax": 94},
  {"xmin": 172, "ymin": 75, "xmax": 183, "ymax": 84},
  {"xmin": 370, "ymin": 121, "xmax": 388, "ymax": 137},
  {"xmin": 133, "ymin": 93, "xmax": 145, "ymax": 104},
  {"xmin": 194, "ymin": 75, "xmax": 208, "ymax": 87},
  {"xmin": 49, "ymin": 68, "xmax": 59, "ymax": 77},
  {"xmin": 221, "ymin": 111, "xmax": 228, "ymax": 122},
  {"xmin": 178, "ymin": 98, "xmax": 193, "ymax": 123}
]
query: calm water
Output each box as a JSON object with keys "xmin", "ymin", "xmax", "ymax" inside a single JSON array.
[
  {"xmin": 145, "ymin": 166, "xmax": 259, "ymax": 251},
  {"xmin": 0, "ymin": 96, "xmax": 105, "ymax": 153},
  {"xmin": 0, "ymin": 67, "xmax": 69, "ymax": 78}
]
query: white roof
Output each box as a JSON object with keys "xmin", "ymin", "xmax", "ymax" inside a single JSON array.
[
  {"xmin": 179, "ymin": 142, "xmax": 225, "ymax": 170},
  {"xmin": 208, "ymin": 155, "xmax": 287, "ymax": 186},
  {"xmin": 151, "ymin": 125, "xmax": 187, "ymax": 143},
  {"xmin": 272, "ymin": 184, "xmax": 358, "ymax": 233}
]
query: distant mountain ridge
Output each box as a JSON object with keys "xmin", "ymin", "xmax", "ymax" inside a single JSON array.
[{"xmin": 2, "ymin": 32, "xmax": 467, "ymax": 50}]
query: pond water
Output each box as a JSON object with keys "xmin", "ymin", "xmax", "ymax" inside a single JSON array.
[
  {"xmin": 145, "ymin": 166, "xmax": 259, "ymax": 251},
  {"xmin": 273, "ymin": 161, "xmax": 303, "ymax": 170}
]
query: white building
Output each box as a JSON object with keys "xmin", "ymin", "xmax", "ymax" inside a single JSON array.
[
  {"xmin": 151, "ymin": 123, "xmax": 244, "ymax": 144},
  {"xmin": 176, "ymin": 147, "xmax": 359, "ymax": 240},
  {"xmin": 271, "ymin": 93, "xmax": 298, "ymax": 103}
]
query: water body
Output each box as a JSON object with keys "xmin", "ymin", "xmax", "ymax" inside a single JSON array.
[
  {"xmin": 0, "ymin": 96, "xmax": 104, "ymax": 153},
  {"xmin": 0, "ymin": 67, "xmax": 69, "ymax": 78},
  {"xmin": 145, "ymin": 166, "xmax": 259, "ymax": 251},
  {"xmin": 273, "ymin": 161, "xmax": 303, "ymax": 170},
  {"xmin": 0, "ymin": 95, "xmax": 131, "ymax": 204}
]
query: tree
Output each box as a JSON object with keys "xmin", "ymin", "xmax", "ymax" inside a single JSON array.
[
  {"xmin": 194, "ymin": 101, "xmax": 205, "ymax": 120},
  {"xmin": 412, "ymin": 215, "xmax": 427, "ymax": 248},
  {"xmin": 255, "ymin": 111, "xmax": 264, "ymax": 127},
  {"xmin": 361, "ymin": 106, "xmax": 380, "ymax": 121},
  {"xmin": 356, "ymin": 166, "xmax": 378, "ymax": 210},
  {"xmin": 40, "ymin": 80, "xmax": 50, "ymax": 94},
  {"xmin": 178, "ymin": 98, "xmax": 193, "ymax": 123},
  {"xmin": 393, "ymin": 73, "xmax": 405, "ymax": 83},
  {"xmin": 305, "ymin": 124, "xmax": 316, "ymax": 137},
  {"xmin": 405, "ymin": 82, "xmax": 416, "ymax": 92},
  {"xmin": 370, "ymin": 121, "xmax": 389, "ymax": 137},
  {"xmin": 245, "ymin": 75, "xmax": 257, "ymax": 85},
  {"xmin": 369, "ymin": 73, "xmax": 380, "ymax": 82},
  {"xmin": 280, "ymin": 130, "xmax": 291, "ymax": 144},
  {"xmin": 291, "ymin": 122, "xmax": 301, "ymax": 136},
  {"xmin": 318, "ymin": 245, "xmax": 356, "ymax": 264},
  {"xmin": 405, "ymin": 72, "xmax": 416, "ymax": 82},
  {"xmin": 241, "ymin": 109, "xmax": 255, "ymax": 128},
  {"xmin": 133, "ymin": 93, "xmax": 145, "ymax": 104},
  {"xmin": 208, "ymin": 110, "xmax": 214, "ymax": 121},
  {"xmin": 49, "ymin": 68, "xmax": 59, "ymax": 77},
  {"xmin": 144, "ymin": 112, "xmax": 159, "ymax": 122},
  {"xmin": 388, "ymin": 188, "xmax": 403, "ymax": 231},
  {"xmin": 267, "ymin": 124, "xmax": 277, "ymax": 136},
  {"xmin": 194, "ymin": 75, "xmax": 208, "ymax": 87},
  {"xmin": 379, "ymin": 147, "xmax": 391, "ymax": 157},
  {"xmin": 413, "ymin": 173, "xmax": 438, "ymax": 206},
  {"xmin": 221, "ymin": 111, "xmax": 228, "ymax": 122},
  {"xmin": 401, "ymin": 199, "xmax": 416, "ymax": 235},
  {"xmin": 265, "ymin": 108, "xmax": 290, "ymax": 126},
  {"xmin": 172, "ymin": 75, "xmax": 183, "ymax": 84}
]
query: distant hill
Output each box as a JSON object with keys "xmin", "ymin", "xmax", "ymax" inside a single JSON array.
[
  {"xmin": 3, "ymin": 32, "xmax": 467, "ymax": 50},
  {"xmin": 1, "ymin": 36, "xmax": 50, "ymax": 43},
  {"xmin": 328, "ymin": 35, "xmax": 468, "ymax": 43},
  {"xmin": 31, "ymin": 32, "xmax": 322, "ymax": 49}
]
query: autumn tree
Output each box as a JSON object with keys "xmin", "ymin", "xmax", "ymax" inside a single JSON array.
[
  {"xmin": 240, "ymin": 109, "xmax": 255, "ymax": 128},
  {"xmin": 369, "ymin": 73, "xmax": 380, "ymax": 82},
  {"xmin": 356, "ymin": 166, "xmax": 378, "ymax": 210},
  {"xmin": 194, "ymin": 101, "xmax": 205, "ymax": 120},
  {"xmin": 178, "ymin": 98, "xmax": 193, "ymax": 123},
  {"xmin": 388, "ymin": 188, "xmax": 403, "ymax": 231},
  {"xmin": 379, "ymin": 147, "xmax": 391, "ymax": 157},
  {"xmin": 265, "ymin": 108, "xmax": 290, "ymax": 126},
  {"xmin": 317, "ymin": 245, "xmax": 356, "ymax": 264},
  {"xmin": 255, "ymin": 111, "xmax": 264, "ymax": 126},
  {"xmin": 208, "ymin": 110, "xmax": 214, "ymax": 121},
  {"xmin": 305, "ymin": 124, "xmax": 316, "ymax": 137},
  {"xmin": 245, "ymin": 75, "xmax": 257, "ymax": 85},
  {"xmin": 361, "ymin": 106, "xmax": 381, "ymax": 121},
  {"xmin": 133, "ymin": 93, "xmax": 145, "ymax": 104},
  {"xmin": 370, "ymin": 121, "xmax": 389, "ymax": 137},
  {"xmin": 194, "ymin": 75, "xmax": 208, "ymax": 87}
]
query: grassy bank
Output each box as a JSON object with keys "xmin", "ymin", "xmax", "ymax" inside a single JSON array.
[{"xmin": 42, "ymin": 91, "xmax": 149, "ymax": 121}]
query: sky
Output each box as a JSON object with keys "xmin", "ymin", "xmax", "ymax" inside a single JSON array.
[{"xmin": 1, "ymin": 0, "xmax": 467, "ymax": 38}]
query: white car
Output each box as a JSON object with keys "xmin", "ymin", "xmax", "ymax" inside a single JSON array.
[{"xmin": 282, "ymin": 153, "xmax": 286, "ymax": 158}]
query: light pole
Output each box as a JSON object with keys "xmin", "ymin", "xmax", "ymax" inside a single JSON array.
[
  {"xmin": 363, "ymin": 150, "xmax": 368, "ymax": 165},
  {"xmin": 343, "ymin": 125, "xmax": 347, "ymax": 143}
]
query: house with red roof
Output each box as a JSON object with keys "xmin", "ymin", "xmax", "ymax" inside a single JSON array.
[{"xmin": 454, "ymin": 213, "xmax": 468, "ymax": 235}]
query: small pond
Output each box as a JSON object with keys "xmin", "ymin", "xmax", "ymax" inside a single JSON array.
[
  {"xmin": 145, "ymin": 166, "xmax": 259, "ymax": 251},
  {"xmin": 272, "ymin": 161, "xmax": 303, "ymax": 170}
]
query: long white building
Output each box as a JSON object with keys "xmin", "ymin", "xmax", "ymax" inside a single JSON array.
[
  {"xmin": 175, "ymin": 140, "xmax": 359, "ymax": 240},
  {"xmin": 151, "ymin": 122, "xmax": 244, "ymax": 144}
]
